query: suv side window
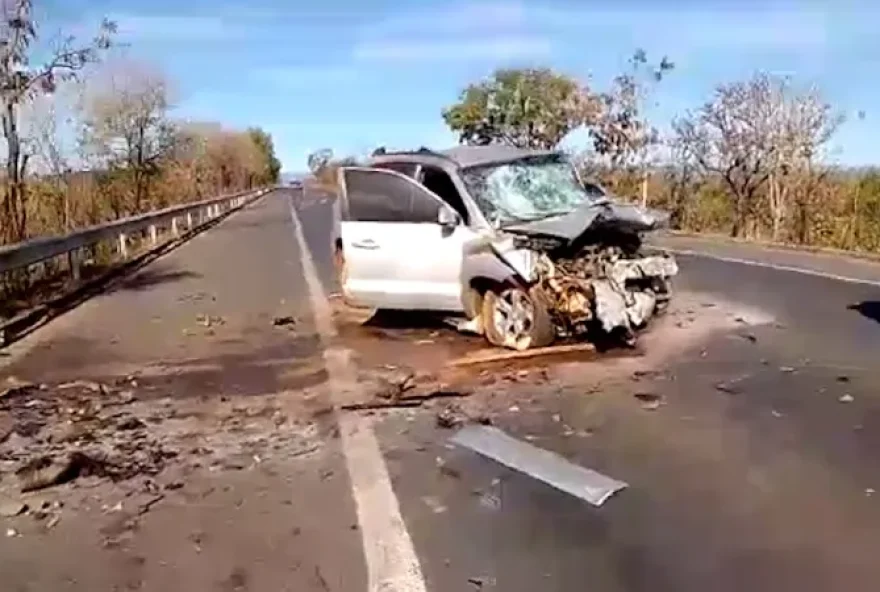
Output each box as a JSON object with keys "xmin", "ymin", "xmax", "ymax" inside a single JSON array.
[
  {"xmin": 419, "ymin": 166, "xmax": 469, "ymax": 224},
  {"xmin": 374, "ymin": 162, "xmax": 418, "ymax": 178},
  {"xmin": 343, "ymin": 168, "xmax": 441, "ymax": 223}
]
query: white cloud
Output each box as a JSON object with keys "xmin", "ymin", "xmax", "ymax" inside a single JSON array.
[{"xmin": 353, "ymin": 37, "xmax": 552, "ymax": 63}]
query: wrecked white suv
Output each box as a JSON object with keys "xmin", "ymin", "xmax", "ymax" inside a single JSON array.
[{"xmin": 333, "ymin": 145, "xmax": 678, "ymax": 350}]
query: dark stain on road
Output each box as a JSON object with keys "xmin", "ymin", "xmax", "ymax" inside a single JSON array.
[{"xmin": 108, "ymin": 265, "xmax": 202, "ymax": 294}]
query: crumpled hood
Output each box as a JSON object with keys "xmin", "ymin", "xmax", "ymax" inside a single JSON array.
[{"xmin": 501, "ymin": 199, "xmax": 670, "ymax": 242}]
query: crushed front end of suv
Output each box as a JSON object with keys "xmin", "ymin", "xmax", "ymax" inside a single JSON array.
[{"xmin": 333, "ymin": 145, "xmax": 679, "ymax": 351}]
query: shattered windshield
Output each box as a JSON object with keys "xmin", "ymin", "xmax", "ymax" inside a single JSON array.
[{"xmin": 461, "ymin": 155, "xmax": 604, "ymax": 226}]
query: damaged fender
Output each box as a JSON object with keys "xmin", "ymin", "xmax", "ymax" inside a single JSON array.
[{"xmin": 459, "ymin": 235, "xmax": 537, "ymax": 318}]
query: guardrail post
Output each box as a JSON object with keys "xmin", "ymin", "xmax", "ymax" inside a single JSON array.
[
  {"xmin": 186, "ymin": 212, "xmax": 193, "ymax": 228},
  {"xmin": 68, "ymin": 249, "xmax": 81, "ymax": 281},
  {"xmin": 149, "ymin": 224, "xmax": 158, "ymax": 245},
  {"xmin": 171, "ymin": 217, "xmax": 179, "ymax": 237},
  {"xmin": 118, "ymin": 233, "xmax": 129, "ymax": 259}
]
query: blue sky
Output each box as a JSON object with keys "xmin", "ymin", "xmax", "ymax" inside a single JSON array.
[{"xmin": 47, "ymin": 0, "xmax": 880, "ymax": 171}]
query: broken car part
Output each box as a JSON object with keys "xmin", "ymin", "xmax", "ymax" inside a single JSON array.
[{"xmin": 450, "ymin": 424, "xmax": 628, "ymax": 507}]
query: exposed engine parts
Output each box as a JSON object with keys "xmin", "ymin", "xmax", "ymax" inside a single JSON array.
[{"xmin": 532, "ymin": 241, "xmax": 679, "ymax": 343}]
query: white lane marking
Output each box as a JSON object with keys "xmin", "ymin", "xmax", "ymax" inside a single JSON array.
[
  {"xmin": 288, "ymin": 200, "xmax": 427, "ymax": 592},
  {"xmin": 666, "ymin": 247, "xmax": 880, "ymax": 289}
]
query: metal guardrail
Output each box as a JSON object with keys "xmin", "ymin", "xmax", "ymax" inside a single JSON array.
[{"xmin": 0, "ymin": 188, "xmax": 270, "ymax": 277}]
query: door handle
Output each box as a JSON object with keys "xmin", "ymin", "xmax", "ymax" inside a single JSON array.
[{"xmin": 352, "ymin": 239, "xmax": 379, "ymax": 250}]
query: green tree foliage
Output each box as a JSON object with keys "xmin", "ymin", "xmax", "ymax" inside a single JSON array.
[
  {"xmin": 247, "ymin": 127, "xmax": 282, "ymax": 184},
  {"xmin": 442, "ymin": 68, "xmax": 600, "ymax": 149}
]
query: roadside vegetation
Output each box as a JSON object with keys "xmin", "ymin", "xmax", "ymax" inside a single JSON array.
[
  {"xmin": 0, "ymin": 2, "xmax": 280, "ymax": 247},
  {"xmin": 311, "ymin": 50, "xmax": 880, "ymax": 255},
  {"xmin": 0, "ymin": 2, "xmax": 280, "ymax": 320}
]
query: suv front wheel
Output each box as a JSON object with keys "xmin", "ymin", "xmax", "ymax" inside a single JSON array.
[{"xmin": 482, "ymin": 285, "xmax": 555, "ymax": 350}]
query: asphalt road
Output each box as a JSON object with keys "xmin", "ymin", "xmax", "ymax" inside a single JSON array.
[{"xmin": 3, "ymin": 188, "xmax": 880, "ymax": 591}]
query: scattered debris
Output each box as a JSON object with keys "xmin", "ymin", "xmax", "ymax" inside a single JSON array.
[
  {"xmin": 435, "ymin": 404, "xmax": 465, "ymax": 429},
  {"xmin": 839, "ymin": 394, "xmax": 855, "ymax": 404},
  {"xmin": 341, "ymin": 389, "xmax": 469, "ymax": 412},
  {"xmin": 0, "ymin": 494, "xmax": 27, "ymax": 517},
  {"xmin": 136, "ymin": 494, "xmax": 165, "ymax": 516},
  {"xmin": 634, "ymin": 392, "xmax": 664, "ymax": 411},
  {"xmin": 117, "ymin": 416, "xmax": 145, "ymax": 431},
  {"xmin": 16, "ymin": 451, "xmax": 116, "ymax": 493},
  {"xmin": 6, "ymin": 527, "xmax": 18, "ymax": 537},
  {"xmin": 714, "ymin": 373, "xmax": 751, "ymax": 396},
  {"xmin": 771, "ymin": 410, "xmax": 784, "ymax": 418},
  {"xmin": 0, "ymin": 377, "xmax": 323, "ymax": 523},
  {"xmin": 421, "ymin": 496, "xmax": 447, "ymax": 514},
  {"xmin": 57, "ymin": 380, "xmax": 105, "ymax": 394},
  {"xmin": 779, "ymin": 366, "xmax": 796, "ymax": 374},
  {"xmin": 0, "ymin": 377, "xmax": 38, "ymax": 400},
  {"xmin": 631, "ymin": 369, "xmax": 663, "ymax": 381},
  {"xmin": 375, "ymin": 372, "xmax": 416, "ymax": 401},
  {"xmin": 439, "ymin": 464, "xmax": 462, "ymax": 479},
  {"xmin": 0, "ymin": 411, "xmax": 13, "ymax": 443},
  {"xmin": 738, "ymin": 332, "xmax": 757, "ymax": 343},
  {"xmin": 449, "ymin": 342, "xmax": 596, "ymax": 368},
  {"xmin": 866, "ymin": 488, "xmax": 875, "ymax": 497},
  {"xmin": 715, "ymin": 382, "xmax": 741, "ymax": 395},
  {"xmin": 272, "ymin": 316, "xmax": 297, "ymax": 327},
  {"xmin": 836, "ymin": 375, "xmax": 850, "ymax": 383},
  {"xmin": 196, "ymin": 314, "xmax": 225, "ymax": 328}
]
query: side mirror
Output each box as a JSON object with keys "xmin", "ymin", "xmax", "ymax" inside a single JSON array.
[{"xmin": 438, "ymin": 205, "xmax": 460, "ymax": 228}]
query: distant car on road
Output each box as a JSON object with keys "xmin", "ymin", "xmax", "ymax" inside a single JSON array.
[
  {"xmin": 289, "ymin": 179, "xmax": 304, "ymax": 189},
  {"xmin": 333, "ymin": 145, "xmax": 678, "ymax": 350}
]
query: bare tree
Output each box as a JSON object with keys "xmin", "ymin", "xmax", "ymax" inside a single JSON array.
[
  {"xmin": 676, "ymin": 72, "xmax": 841, "ymax": 239},
  {"xmin": 675, "ymin": 73, "xmax": 780, "ymax": 237},
  {"xmin": 79, "ymin": 60, "xmax": 174, "ymax": 214},
  {"xmin": 664, "ymin": 117, "xmax": 703, "ymax": 228},
  {"xmin": 590, "ymin": 49, "xmax": 674, "ymax": 204},
  {"xmin": 20, "ymin": 82, "xmax": 84, "ymax": 230},
  {"xmin": 0, "ymin": 1, "xmax": 114, "ymax": 241},
  {"xmin": 307, "ymin": 148, "xmax": 333, "ymax": 175},
  {"xmin": 767, "ymin": 81, "xmax": 842, "ymax": 242}
]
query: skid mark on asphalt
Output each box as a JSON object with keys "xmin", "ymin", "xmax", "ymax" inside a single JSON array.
[{"xmin": 288, "ymin": 200, "xmax": 427, "ymax": 592}]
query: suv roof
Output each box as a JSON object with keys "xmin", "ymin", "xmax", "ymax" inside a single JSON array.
[{"xmin": 367, "ymin": 145, "xmax": 560, "ymax": 170}]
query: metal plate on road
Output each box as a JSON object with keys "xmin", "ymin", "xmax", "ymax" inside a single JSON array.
[{"xmin": 450, "ymin": 425, "xmax": 628, "ymax": 507}]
